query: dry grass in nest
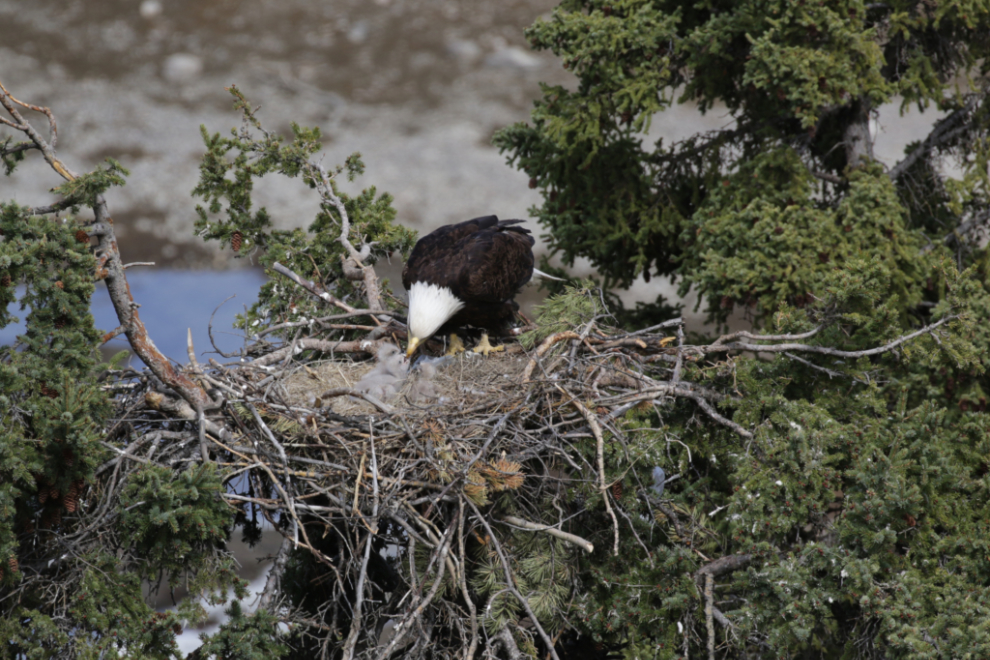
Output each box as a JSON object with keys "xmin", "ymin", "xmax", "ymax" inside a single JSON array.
[{"xmin": 277, "ymin": 348, "xmax": 533, "ymax": 415}]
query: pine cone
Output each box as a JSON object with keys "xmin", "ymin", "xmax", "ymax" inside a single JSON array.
[
  {"xmin": 231, "ymin": 231, "xmax": 243, "ymax": 252},
  {"xmin": 0, "ymin": 273, "xmax": 10, "ymax": 288},
  {"xmin": 8, "ymin": 556, "xmax": 18, "ymax": 573},
  {"xmin": 75, "ymin": 229, "xmax": 90, "ymax": 244},
  {"xmin": 611, "ymin": 481, "xmax": 624, "ymax": 500},
  {"xmin": 38, "ymin": 488, "xmax": 49, "ymax": 504},
  {"xmin": 64, "ymin": 493, "xmax": 78, "ymax": 513},
  {"xmin": 55, "ymin": 280, "xmax": 64, "ymax": 289},
  {"xmin": 54, "ymin": 317, "xmax": 66, "ymax": 329},
  {"xmin": 49, "ymin": 485, "xmax": 60, "ymax": 501}
]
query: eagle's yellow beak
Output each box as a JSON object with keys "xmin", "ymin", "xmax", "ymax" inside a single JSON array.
[{"xmin": 406, "ymin": 335, "xmax": 422, "ymax": 358}]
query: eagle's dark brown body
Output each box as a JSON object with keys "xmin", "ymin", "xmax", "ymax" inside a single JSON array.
[{"xmin": 402, "ymin": 216, "xmax": 535, "ymax": 338}]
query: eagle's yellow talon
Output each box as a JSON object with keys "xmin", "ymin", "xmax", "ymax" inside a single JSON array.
[
  {"xmin": 472, "ymin": 333, "xmax": 504, "ymax": 357},
  {"xmin": 445, "ymin": 334, "xmax": 466, "ymax": 356}
]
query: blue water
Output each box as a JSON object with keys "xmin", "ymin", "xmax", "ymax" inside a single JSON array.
[{"xmin": 1, "ymin": 269, "xmax": 267, "ymax": 366}]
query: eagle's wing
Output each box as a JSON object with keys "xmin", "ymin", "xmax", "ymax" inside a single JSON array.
[
  {"xmin": 450, "ymin": 223, "xmax": 534, "ymax": 304},
  {"xmin": 402, "ymin": 216, "xmax": 500, "ymax": 290}
]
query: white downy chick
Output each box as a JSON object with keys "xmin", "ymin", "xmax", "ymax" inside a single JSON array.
[
  {"xmin": 409, "ymin": 361, "xmax": 439, "ymax": 403},
  {"xmin": 373, "ymin": 343, "xmax": 408, "ymax": 379},
  {"xmin": 354, "ymin": 343, "xmax": 407, "ymax": 402},
  {"xmin": 355, "ymin": 372, "xmax": 398, "ymax": 402}
]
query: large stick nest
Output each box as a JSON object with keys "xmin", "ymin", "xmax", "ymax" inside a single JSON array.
[
  {"xmin": 103, "ymin": 313, "xmax": 695, "ymax": 659},
  {"xmin": 97, "ymin": 296, "xmax": 948, "ymax": 658}
]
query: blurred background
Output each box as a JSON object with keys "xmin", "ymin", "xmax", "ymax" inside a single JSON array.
[
  {"xmin": 0, "ymin": 0, "xmax": 946, "ymax": 360},
  {"xmin": 0, "ymin": 0, "xmax": 949, "ymax": 650},
  {"xmin": 0, "ymin": 0, "xmax": 581, "ymax": 365}
]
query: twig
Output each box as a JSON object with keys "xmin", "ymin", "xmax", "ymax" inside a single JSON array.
[
  {"xmin": 467, "ymin": 500, "xmax": 562, "ymax": 660},
  {"xmin": 672, "ymin": 321, "xmax": 685, "ymax": 384},
  {"xmin": 888, "ymin": 93, "xmax": 980, "ymax": 181},
  {"xmin": 457, "ymin": 501, "xmax": 479, "ymax": 660},
  {"xmin": 258, "ymin": 528, "xmax": 294, "ymax": 612},
  {"xmin": 521, "ymin": 331, "xmax": 581, "ymax": 382},
  {"xmin": 705, "ymin": 573, "xmax": 715, "ymax": 660},
  {"xmin": 558, "ymin": 386, "xmax": 619, "ymax": 555},
  {"xmin": 501, "ymin": 515, "xmax": 594, "ymax": 553},
  {"xmin": 342, "ymin": 425, "xmax": 380, "ymax": 660},
  {"xmin": 316, "ymin": 387, "xmax": 394, "ymax": 414},
  {"xmin": 707, "ymin": 316, "xmax": 956, "ymax": 358},
  {"xmin": 272, "ymin": 261, "xmax": 363, "ymax": 316},
  {"xmin": 251, "ymin": 337, "xmax": 383, "ymax": 366}
]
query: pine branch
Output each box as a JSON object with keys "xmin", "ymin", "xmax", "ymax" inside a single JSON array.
[
  {"xmin": 888, "ymin": 94, "xmax": 981, "ymax": 181},
  {"xmin": 0, "ymin": 78, "xmax": 212, "ymax": 412}
]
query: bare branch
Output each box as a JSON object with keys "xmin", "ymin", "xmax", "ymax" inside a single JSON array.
[
  {"xmin": 501, "ymin": 515, "xmax": 594, "ymax": 553},
  {"xmin": 706, "ymin": 316, "xmax": 956, "ymax": 359},
  {"xmin": 271, "ymin": 261, "xmax": 362, "ymax": 315},
  {"xmin": 560, "ymin": 386, "xmax": 620, "ymax": 555},
  {"xmin": 0, "ymin": 79, "xmax": 212, "ymax": 412},
  {"xmin": 468, "ymin": 500, "xmax": 562, "ymax": 660}
]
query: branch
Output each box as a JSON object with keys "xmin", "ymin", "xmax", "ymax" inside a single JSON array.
[
  {"xmin": 713, "ymin": 326, "xmax": 823, "ymax": 346},
  {"xmin": 706, "ymin": 316, "xmax": 955, "ymax": 359},
  {"xmin": 342, "ymin": 428, "xmax": 380, "ymax": 660},
  {"xmin": 810, "ymin": 169, "xmax": 843, "ymax": 184},
  {"xmin": 696, "ymin": 553, "xmax": 753, "ymax": 579},
  {"xmin": 467, "ymin": 500, "xmax": 563, "ymax": 660},
  {"xmin": 521, "ymin": 331, "xmax": 581, "ymax": 382},
  {"xmin": 271, "ymin": 261, "xmax": 361, "ymax": 315},
  {"xmin": 258, "ymin": 530, "xmax": 294, "ymax": 612},
  {"xmin": 501, "ymin": 515, "xmax": 594, "ymax": 553},
  {"xmin": 888, "ymin": 94, "xmax": 980, "ymax": 181},
  {"xmin": 560, "ymin": 386, "xmax": 620, "ymax": 555},
  {"xmin": 0, "ymin": 79, "xmax": 212, "ymax": 412},
  {"xmin": 250, "ymin": 337, "xmax": 385, "ymax": 366},
  {"xmin": 306, "ymin": 160, "xmax": 386, "ymax": 312},
  {"xmin": 705, "ymin": 573, "xmax": 715, "ymax": 660},
  {"xmin": 316, "ymin": 387, "xmax": 394, "ymax": 414}
]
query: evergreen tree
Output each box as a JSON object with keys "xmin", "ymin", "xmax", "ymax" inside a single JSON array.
[
  {"xmin": 5, "ymin": 2, "xmax": 990, "ymax": 655},
  {"xmin": 492, "ymin": 1, "xmax": 990, "ymax": 657}
]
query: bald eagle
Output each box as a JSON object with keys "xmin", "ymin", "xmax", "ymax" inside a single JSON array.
[{"xmin": 403, "ymin": 215, "xmax": 535, "ymax": 357}]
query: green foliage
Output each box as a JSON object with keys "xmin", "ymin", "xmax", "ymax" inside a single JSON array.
[
  {"xmin": 0, "ymin": 136, "xmax": 27, "ymax": 175},
  {"xmin": 496, "ymin": 2, "xmax": 990, "ymax": 656},
  {"xmin": 51, "ymin": 158, "xmax": 130, "ymax": 205},
  {"xmin": 496, "ymin": 0, "xmax": 990, "ymax": 324},
  {"xmin": 193, "ymin": 600, "xmax": 288, "ymax": 660},
  {"xmin": 192, "ymin": 86, "xmax": 416, "ymax": 339},
  {"xmin": 469, "ymin": 534, "xmax": 573, "ymax": 635},
  {"xmin": 120, "ymin": 464, "xmax": 236, "ymax": 581},
  {"xmin": 520, "ymin": 279, "xmax": 602, "ymax": 349},
  {"xmin": 0, "ymin": 200, "xmax": 111, "ymax": 589}
]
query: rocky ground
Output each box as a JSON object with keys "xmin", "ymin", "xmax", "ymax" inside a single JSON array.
[
  {"xmin": 0, "ymin": 0, "xmax": 939, "ymax": 305},
  {"xmin": 0, "ymin": 0, "xmax": 573, "ymax": 269}
]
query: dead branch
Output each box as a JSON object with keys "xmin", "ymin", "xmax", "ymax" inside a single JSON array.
[
  {"xmin": 521, "ymin": 331, "xmax": 581, "ymax": 382},
  {"xmin": 0, "ymin": 79, "xmax": 211, "ymax": 412},
  {"xmin": 559, "ymin": 387, "xmax": 620, "ymax": 556},
  {"xmin": 501, "ymin": 515, "xmax": 594, "ymax": 553},
  {"xmin": 706, "ymin": 316, "xmax": 955, "ymax": 359}
]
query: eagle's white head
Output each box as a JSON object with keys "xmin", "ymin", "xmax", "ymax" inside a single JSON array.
[{"xmin": 406, "ymin": 281, "xmax": 465, "ymax": 357}]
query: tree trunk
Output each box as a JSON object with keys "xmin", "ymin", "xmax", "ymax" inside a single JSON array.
[{"xmin": 843, "ymin": 97, "xmax": 874, "ymax": 169}]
